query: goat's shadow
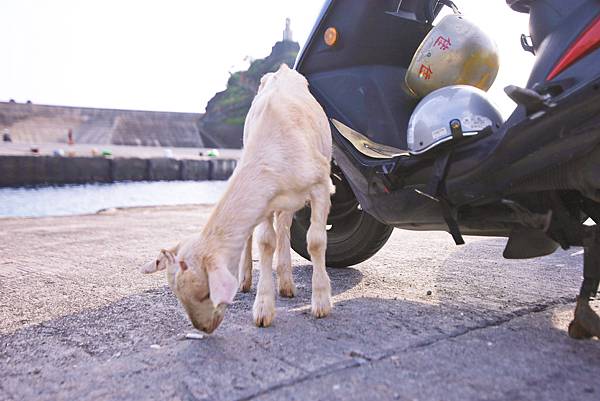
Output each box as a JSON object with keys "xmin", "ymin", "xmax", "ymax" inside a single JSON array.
[
  {"xmin": 295, "ymin": 263, "xmax": 363, "ymax": 296},
  {"xmin": 229, "ymin": 236, "xmax": 597, "ymax": 353},
  {"xmin": 232, "ymin": 263, "xmax": 363, "ymax": 313}
]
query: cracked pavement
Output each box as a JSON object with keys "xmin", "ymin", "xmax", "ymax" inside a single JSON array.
[{"xmin": 1, "ymin": 205, "xmax": 599, "ymax": 400}]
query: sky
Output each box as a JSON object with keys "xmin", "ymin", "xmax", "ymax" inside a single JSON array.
[{"xmin": 1, "ymin": 0, "xmax": 534, "ymax": 117}]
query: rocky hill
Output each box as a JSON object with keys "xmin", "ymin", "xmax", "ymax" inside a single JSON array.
[{"xmin": 197, "ymin": 40, "xmax": 300, "ymax": 148}]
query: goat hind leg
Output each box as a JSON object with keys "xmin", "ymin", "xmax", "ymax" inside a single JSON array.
[
  {"xmin": 307, "ymin": 184, "xmax": 332, "ymax": 318},
  {"xmin": 275, "ymin": 211, "xmax": 296, "ymax": 298},
  {"xmin": 238, "ymin": 234, "xmax": 253, "ymax": 292},
  {"xmin": 253, "ymin": 215, "xmax": 277, "ymax": 327}
]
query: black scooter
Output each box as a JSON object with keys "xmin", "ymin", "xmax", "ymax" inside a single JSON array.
[{"xmin": 290, "ymin": 0, "xmax": 600, "ymax": 338}]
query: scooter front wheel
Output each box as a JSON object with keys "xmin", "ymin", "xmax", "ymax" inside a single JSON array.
[{"xmin": 290, "ymin": 169, "xmax": 393, "ymax": 268}]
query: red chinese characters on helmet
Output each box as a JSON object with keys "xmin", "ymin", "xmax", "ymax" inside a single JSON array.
[
  {"xmin": 418, "ymin": 64, "xmax": 433, "ymax": 80},
  {"xmin": 434, "ymin": 36, "xmax": 452, "ymax": 51}
]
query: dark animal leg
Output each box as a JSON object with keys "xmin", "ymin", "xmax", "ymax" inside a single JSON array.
[{"xmin": 569, "ymin": 240, "xmax": 600, "ymax": 339}]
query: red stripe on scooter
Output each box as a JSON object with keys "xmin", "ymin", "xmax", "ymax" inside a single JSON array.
[{"xmin": 547, "ymin": 14, "xmax": 600, "ymax": 81}]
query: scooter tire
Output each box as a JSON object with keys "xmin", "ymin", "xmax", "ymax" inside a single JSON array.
[{"xmin": 290, "ymin": 209, "xmax": 393, "ymax": 268}]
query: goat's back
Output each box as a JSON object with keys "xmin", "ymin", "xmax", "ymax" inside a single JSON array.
[{"xmin": 242, "ymin": 66, "xmax": 331, "ymax": 169}]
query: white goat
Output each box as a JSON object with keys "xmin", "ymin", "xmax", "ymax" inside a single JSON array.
[{"xmin": 142, "ymin": 64, "xmax": 333, "ymax": 332}]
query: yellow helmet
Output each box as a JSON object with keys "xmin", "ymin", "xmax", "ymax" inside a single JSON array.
[{"xmin": 405, "ymin": 13, "xmax": 500, "ymax": 98}]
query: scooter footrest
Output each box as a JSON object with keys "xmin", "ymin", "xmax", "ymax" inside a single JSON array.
[
  {"xmin": 331, "ymin": 119, "xmax": 410, "ymax": 159},
  {"xmin": 504, "ymin": 85, "xmax": 548, "ymax": 113}
]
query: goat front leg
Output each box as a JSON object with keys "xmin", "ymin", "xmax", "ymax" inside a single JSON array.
[
  {"xmin": 238, "ymin": 234, "xmax": 253, "ymax": 292},
  {"xmin": 275, "ymin": 211, "xmax": 296, "ymax": 298},
  {"xmin": 253, "ymin": 214, "xmax": 277, "ymax": 327},
  {"xmin": 307, "ymin": 183, "xmax": 332, "ymax": 318}
]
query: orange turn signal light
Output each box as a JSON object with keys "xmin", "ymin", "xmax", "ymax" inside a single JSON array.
[{"xmin": 324, "ymin": 27, "xmax": 338, "ymax": 47}]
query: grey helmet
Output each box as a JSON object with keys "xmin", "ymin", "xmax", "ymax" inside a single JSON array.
[{"xmin": 407, "ymin": 85, "xmax": 503, "ymax": 155}]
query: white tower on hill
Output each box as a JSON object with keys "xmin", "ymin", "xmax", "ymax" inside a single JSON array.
[{"xmin": 283, "ymin": 18, "xmax": 293, "ymax": 42}]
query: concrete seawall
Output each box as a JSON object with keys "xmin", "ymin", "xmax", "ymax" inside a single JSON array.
[
  {"xmin": 0, "ymin": 155, "xmax": 237, "ymax": 187},
  {"xmin": 0, "ymin": 101, "xmax": 206, "ymax": 147}
]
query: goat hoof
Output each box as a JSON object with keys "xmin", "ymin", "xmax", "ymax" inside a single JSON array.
[
  {"xmin": 568, "ymin": 320, "xmax": 593, "ymax": 339},
  {"xmin": 278, "ymin": 284, "xmax": 297, "ymax": 298},
  {"xmin": 571, "ymin": 297, "xmax": 600, "ymax": 339},
  {"xmin": 239, "ymin": 279, "xmax": 252, "ymax": 293},
  {"xmin": 253, "ymin": 298, "xmax": 275, "ymax": 327},
  {"xmin": 311, "ymin": 296, "xmax": 332, "ymax": 318}
]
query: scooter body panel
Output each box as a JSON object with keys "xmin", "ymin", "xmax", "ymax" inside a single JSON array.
[
  {"xmin": 527, "ymin": 1, "xmax": 600, "ymax": 91},
  {"xmin": 296, "ymin": 0, "xmax": 600, "ymax": 234}
]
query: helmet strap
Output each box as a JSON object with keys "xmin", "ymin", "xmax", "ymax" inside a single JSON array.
[{"xmin": 416, "ymin": 149, "xmax": 465, "ymax": 245}]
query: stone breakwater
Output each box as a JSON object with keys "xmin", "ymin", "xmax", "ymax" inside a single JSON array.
[
  {"xmin": 0, "ymin": 155, "xmax": 237, "ymax": 187},
  {"xmin": 0, "ymin": 101, "xmax": 207, "ymax": 147}
]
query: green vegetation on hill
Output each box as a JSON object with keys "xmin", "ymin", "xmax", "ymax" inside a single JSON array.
[
  {"xmin": 197, "ymin": 40, "xmax": 300, "ymax": 148},
  {"xmin": 218, "ymin": 85, "xmax": 253, "ymax": 108}
]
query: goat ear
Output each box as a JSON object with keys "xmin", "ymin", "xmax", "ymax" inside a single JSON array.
[
  {"xmin": 160, "ymin": 248, "xmax": 176, "ymax": 264},
  {"xmin": 207, "ymin": 264, "xmax": 238, "ymax": 308}
]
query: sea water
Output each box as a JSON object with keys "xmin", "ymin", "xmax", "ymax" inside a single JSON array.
[{"xmin": 0, "ymin": 181, "xmax": 228, "ymax": 218}]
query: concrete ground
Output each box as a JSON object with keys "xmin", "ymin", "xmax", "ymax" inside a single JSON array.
[{"xmin": 0, "ymin": 205, "xmax": 598, "ymax": 401}]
